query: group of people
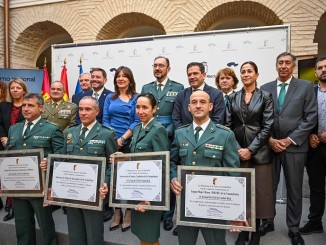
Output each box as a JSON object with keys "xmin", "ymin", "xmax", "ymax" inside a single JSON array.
[{"xmin": 0, "ymin": 52, "xmax": 324, "ymax": 245}]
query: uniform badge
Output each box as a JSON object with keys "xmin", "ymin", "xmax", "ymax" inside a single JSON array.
[
  {"xmin": 67, "ymin": 133, "xmax": 72, "ymax": 140},
  {"xmin": 205, "ymin": 144, "xmax": 223, "ymax": 150}
]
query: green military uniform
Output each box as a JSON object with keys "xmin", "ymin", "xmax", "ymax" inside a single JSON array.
[
  {"xmin": 170, "ymin": 120, "xmax": 240, "ymax": 245},
  {"xmin": 129, "ymin": 119, "xmax": 169, "ymax": 243},
  {"xmin": 7, "ymin": 118, "xmax": 64, "ymax": 245},
  {"xmin": 42, "ymin": 100, "xmax": 77, "ymax": 132},
  {"xmin": 141, "ymin": 79, "xmax": 184, "ymax": 137},
  {"xmin": 142, "ymin": 79, "xmax": 184, "ymax": 221},
  {"xmin": 63, "ymin": 121, "xmax": 117, "ymax": 245}
]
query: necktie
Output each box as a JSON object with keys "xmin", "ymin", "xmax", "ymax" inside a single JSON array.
[
  {"xmin": 157, "ymin": 84, "xmax": 163, "ymax": 96},
  {"xmin": 194, "ymin": 126, "xmax": 202, "ymax": 143},
  {"xmin": 224, "ymin": 95, "xmax": 229, "ymax": 105},
  {"xmin": 79, "ymin": 127, "xmax": 88, "ymax": 141},
  {"xmin": 278, "ymin": 83, "xmax": 288, "ymax": 109},
  {"xmin": 24, "ymin": 122, "xmax": 33, "ymax": 138},
  {"xmin": 94, "ymin": 93, "xmax": 99, "ymax": 101},
  {"xmin": 52, "ymin": 103, "xmax": 57, "ymax": 109}
]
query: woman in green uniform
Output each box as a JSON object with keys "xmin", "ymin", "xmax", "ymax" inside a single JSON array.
[{"xmin": 130, "ymin": 93, "xmax": 169, "ymax": 245}]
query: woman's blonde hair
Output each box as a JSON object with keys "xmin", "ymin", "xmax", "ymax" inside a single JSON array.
[{"xmin": 6, "ymin": 78, "xmax": 29, "ymax": 102}]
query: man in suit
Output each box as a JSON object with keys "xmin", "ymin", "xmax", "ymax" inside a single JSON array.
[
  {"xmin": 75, "ymin": 68, "xmax": 112, "ymax": 125},
  {"xmin": 42, "ymin": 81, "xmax": 77, "ymax": 131},
  {"xmin": 170, "ymin": 90, "xmax": 240, "ymax": 245},
  {"xmin": 6, "ymin": 93, "xmax": 64, "ymax": 245},
  {"xmin": 172, "ymin": 62, "xmax": 225, "ymax": 130},
  {"xmin": 71, "ymin": 73, "xmax": 92, "ymax": 105},
  {"xmin": 141, "ymin": 56, "xmax": 184, "ymax": 231},
  {"xmin": 299, "ymin": 56, "xmax": 326, "ymax": 235},
  {"xmin": 64, "ymin": 96, "xmax": 117, "ymax": 245},
  {"xmin": 260, "ymin": 52, "xmax": 317, "ymax": 245}
]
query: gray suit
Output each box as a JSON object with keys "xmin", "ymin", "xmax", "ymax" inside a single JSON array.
[{"xmin": 260, "ymin": 77, "xmax": 317, "ymax": 233}]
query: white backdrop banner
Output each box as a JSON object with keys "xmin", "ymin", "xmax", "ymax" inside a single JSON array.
[{"xmin": 52, "ymin": 25, "xmax": 290, "ymax": 96}]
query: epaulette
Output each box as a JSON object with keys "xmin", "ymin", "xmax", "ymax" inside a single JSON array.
[
  {"xmin": 177, "ymin": 124, "xmax": 190, "ymax": 130},
  {"xmin": 44, "ymin": 120, "xmax": 56, "ymax": 126},
  {"xmin": 68, "ymin": 124, "xmax": 77, "ymax": 128},
  {"xmin": 216, "ymin": 124, "xmax": 231, "ymax": 131},
  {"xmin": 102, "ymin": 125, "xmax": 114, "ymax": 131}
]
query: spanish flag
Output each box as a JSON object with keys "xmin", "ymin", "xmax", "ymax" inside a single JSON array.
[
  {"xmin": 41, "ymin": 58, "xmax": 50, "ymax": 102},
  {"xmin": 60, "ymin": 59, "xmax": 70, "ymax": 101}
]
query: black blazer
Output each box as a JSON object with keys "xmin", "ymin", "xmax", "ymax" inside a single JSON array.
[
  {"xmin": 172, "ymin": 83, "xmax": 225, "ymax": 129},
  {"xmin": 225, "ymin": 88, "xmax": 274, "ymax": 164},
  {"xmin": 75, "ymin": 88, "xmax": 112, "ymax": 124},
  {"xmin": 0, "ymin": 101, "xmax": 24, "ymax": 150},
  {"xmin": 72, "ymin": 91, "xmax": 85, "ymax": 105}
]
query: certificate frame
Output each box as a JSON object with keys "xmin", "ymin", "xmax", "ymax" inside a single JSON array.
[
  {"xmin": 44, "ymin": 154, "xmax": 106, "ymax": 211},
  {"xmin": 177, "ymin": 166, "xmax": 256, "ymax": 231},
  {"xmin": 110, "ymin": 151, "xmax": 170, "ymax": 211},
  {"xmin": 0, "ymin": 149, "xmax": 44, "ymax": 197}
]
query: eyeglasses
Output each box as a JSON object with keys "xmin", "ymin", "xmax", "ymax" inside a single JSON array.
[{"xmin": 152, "ymin": 64, "xmax": 168, "ymax": 68}]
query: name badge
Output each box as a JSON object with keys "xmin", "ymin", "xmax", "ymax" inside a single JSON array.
[
  {"xmin": 88, "ymin": 140, "xmax": 105, "ymax": 144},
  {"xmin": 33, "ymin": 136, "xmax": 50, "ymax": 139}
]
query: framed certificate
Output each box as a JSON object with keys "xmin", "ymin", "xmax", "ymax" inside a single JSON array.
[
  {"xmin": 110, "ymin": 151, "xmax": 170, "ymax": 211},
  {"xmin": 0, "ymin": 149, "xmax": 44, "ymax": 197},
  {"xmin": 177, "ymin": 166, "xmax": 256, "ymax": 231},
  {"xmin": 44, "ymin": 154, "xmax": 106, "ymax": 211}
]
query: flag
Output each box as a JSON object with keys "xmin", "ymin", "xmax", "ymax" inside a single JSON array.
[
  {"xmin": 75, "ymin": 62, "xmax": 83, "ymax": 94},
  {"xmin": 41, "ymin": 60, "xmax": 51, "ymax": 102},
  {"xmin": 60, "ymin": 60, "xmax": 69, "ymax": 101}
]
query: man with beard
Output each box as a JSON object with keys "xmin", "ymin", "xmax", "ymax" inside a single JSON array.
[
  {"xmin": 141, "ymin": 56, "xmax": 184, "ymax": 232},
  {"xmin": 299, "ymin": 56, "xmax": 326, "ymax": 235},
  {"xmin": 76, "ymin": 68, "xmax": 112, "ymax": 125}
]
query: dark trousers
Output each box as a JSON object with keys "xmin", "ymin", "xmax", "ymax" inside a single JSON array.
[
  {"xmin": 272, "ymin": 151, "xmax": 306, "ymax": 233},
  {"xmin": 13, "ymin": 197, "xmax": 56, "ymax": 245},
  {"xmin": 67, "ymin": 207, "xmax": 104, "ymax": 245},
  {"xmin": 306, "ymin": 143, "xmax": 326, "ymax": 223}
]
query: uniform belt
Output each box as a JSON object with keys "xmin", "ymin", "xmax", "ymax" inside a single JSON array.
[{"xmin": 156, "ymin": 116, "xmax": 173, "ymax": 125}]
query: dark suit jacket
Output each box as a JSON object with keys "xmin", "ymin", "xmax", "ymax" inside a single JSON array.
[
  {"xmin": 0, "ymin": 101, "xmax": 24, "ymax": 150},
  {"xmin": 75, "ymin": 88, "xmax": 112, "ymax": 124},
  {"xmin": 260, "ymin": 77, "xmax": 317, "ymax": 153},
  {"xmin": 225, "ymin": 88, "xmax": 274, "ymax": 164},
  {"xmin": 72, "ymin": 91, "xmax": 86, "ymax": 105},
  {"xmin": 172, "ymin": 83, "xmax": 225, "ymax": 129}
]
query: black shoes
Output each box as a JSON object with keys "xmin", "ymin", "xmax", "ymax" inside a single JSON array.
[
  {"xmin": 258, "ymin": 222, "xmax": 274, "ymax": 236},
  {"xmin": 249, "ymin": 232, "xmax": 260, "ymax": 245},
  {"xmin": 0, "ymin": 198, "xmax": 3, "ymax": 210},
  {"xmin": 288, "ymin": 231, "xmax": 305, "ymax": 245},
  {"xmin": 163, "ymin": 220, "xmax": 173, "ymax": 231},
  {"xmin": 235, "ymin": 231, "xmax": 249, "ymax": 245},
  {"xmin": 104, "ymin": 206, "xmax": 114, "ymax": 222},
  {"xmin": 3, "ymin": 207, "xmax": 14, "ymax": 222},
  {"xmin": 173, "ymin": 226, "xmax": 178, "ymax": 236},
  {"xmin": 299, "ymin": 221, "xmax": 324, "ymax": 235}
]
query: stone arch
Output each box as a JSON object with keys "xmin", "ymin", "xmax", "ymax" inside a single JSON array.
[
  {"xmin": 12, "ymin": 21, "xmax": 72, "ymax": 68},
  {"xmin": 314, "ymin": 12, "xmax": 326, "ymax": 56},
  {"xmin": 96, "ymin": 12, "xmax": 166, "ymax": 40},
  {"xmin": 195, "ymin": 1, "xmax": 283, "ymax": 31}
]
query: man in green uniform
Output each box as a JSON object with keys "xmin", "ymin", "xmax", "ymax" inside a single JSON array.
[
  {"xmin": 6, "ymin": 93, "xmax": 64, "ymax": 245},
  {"xmin": 141, "ymin": 56, "xmax": 184, "ymax": 231},
  {"xmin": 63, "ymin": 96, "xmax": 118, "ymax": 245},
  {"xmin": 170, "ymin": 90, "xmax": 240, "ymax": 245},
  {"xmin": 42, "ymin": 81, "xmax": 77, "ymax": 132}
]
